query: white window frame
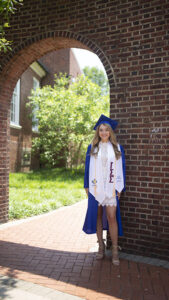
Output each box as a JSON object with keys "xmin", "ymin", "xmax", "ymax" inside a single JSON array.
[
  {"xmin": 32, "ymin": 77, "xmax": 40, "ymax": 132},
  {"xmin": 10, "ymin": 79, "xmax": 20, "ymax": 127}
]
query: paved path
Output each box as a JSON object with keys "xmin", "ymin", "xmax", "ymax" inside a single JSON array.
[
  {"xmin": 0, "ymin": 200, "xmax": 168, "ymax": 300},
  {"xmin": 0, "ymin": 274, "xmax": 84, "ymax": 300}
]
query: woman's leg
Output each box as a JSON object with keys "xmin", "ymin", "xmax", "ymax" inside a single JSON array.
[
  {"xmin": 96, "ymin": 205, "xmax": 103, "ymax": 244},
  {"xmin": 106, "ymin": 205, "xmax": 118, "ymax": 245},
  {"xmin": 96, "ymin": 205, "xmax": 105, "ymax": 259},
  {"xmin": 106, "ymin": 205, "xmax": 119, "ymax": 265}
]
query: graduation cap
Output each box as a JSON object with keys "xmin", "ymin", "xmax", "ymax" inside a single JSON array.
[{"xmin": 93, "ymin": 114, "xmax": 118, "ymax": 131}]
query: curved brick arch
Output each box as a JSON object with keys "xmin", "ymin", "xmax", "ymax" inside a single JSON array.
[{"xmin": 0, "ymin": 31, "xmax": 116, "ymax": 99}]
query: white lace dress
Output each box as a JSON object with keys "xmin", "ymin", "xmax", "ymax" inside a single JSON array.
[{"xmin": 98, "ymin": 141, "xmax": 117, "ymax": 207}]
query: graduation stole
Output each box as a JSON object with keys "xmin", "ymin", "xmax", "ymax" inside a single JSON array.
[{"xmin": 89, "ymin": 141, "xmax": 124, "ymax": 205}]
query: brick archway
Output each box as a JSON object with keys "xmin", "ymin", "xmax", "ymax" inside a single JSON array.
[
  {"xmin": 0, "ymin": 32, "xmax": 114, "ymax": 223},
  {"xmin": 0, "ymin": 31, "xmax": 116, "ymax": 96}
]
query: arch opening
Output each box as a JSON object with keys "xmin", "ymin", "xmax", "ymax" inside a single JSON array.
[{"xmin": 0, "ymin": 33, "xmax": 114, "ymax": 222}]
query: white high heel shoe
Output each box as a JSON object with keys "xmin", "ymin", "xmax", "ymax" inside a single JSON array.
[
  {"xmin": 112, "ymin": 245, "xmax": 120, "ymax": 266},
  {"xmin": 96, "ymin": 240, "xmax": 105, "ymax": 260}
]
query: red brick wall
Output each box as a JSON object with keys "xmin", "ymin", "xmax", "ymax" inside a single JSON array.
[
  {"xmin": 39, "ymin": 49, "xmax": 70, "ymax": 87},
  {"xmin": 69, "ymin": 49, "xmax": 82, "ymax": 78},
  {"xmin": 39, "ymin": 48, "xmax": 81, "ymax": 87},
  {"xmin": 0, "ymin": 0, "xmax": 168, "ymax": 259}
]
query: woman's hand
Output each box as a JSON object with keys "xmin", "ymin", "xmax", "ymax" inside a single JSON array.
[
  {"xmin": 85, "ymin": 188, "xmax": 89, "ymax": 196},
  {"xmin": 117, "ymin": 192, "xmax": 121, "ymax": 199}
]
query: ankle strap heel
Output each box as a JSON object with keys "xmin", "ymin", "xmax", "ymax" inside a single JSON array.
[
  {"xmin": 96, "ymin": 241, "xmax": 105, "ymax": 260},
  {"xmin": 112, "ymin": 245, "xmax": 120, "ymax": 266}
]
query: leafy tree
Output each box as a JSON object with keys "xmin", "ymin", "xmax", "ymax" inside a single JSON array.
[
  {"xmin": 28, "ymin": 73, "xmax": 109, "ymax": 168},
  {"xmin": 0, "ymin": 0, "xmax": 23, "ymax": 53},
  {"xmin": 83, "ymin": 66, "xmax": 109, "ymax": 95}
]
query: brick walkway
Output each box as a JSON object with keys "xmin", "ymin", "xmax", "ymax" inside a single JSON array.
[{"xmin": 0, "ymin": 200, "xmax": 168, "ymax": 300}]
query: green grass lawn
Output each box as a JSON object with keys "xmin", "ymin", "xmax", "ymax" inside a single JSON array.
[{"xmin": 9, "ymin": 168, "xmax": 86, "ymax": 220}]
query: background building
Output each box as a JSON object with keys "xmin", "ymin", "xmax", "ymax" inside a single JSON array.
[{"xmin": 10, "ymin": 49, "xmax": 81, "ymax": 172}]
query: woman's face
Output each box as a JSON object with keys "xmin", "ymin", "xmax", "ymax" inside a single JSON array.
[{"xmin": 99, "ymin": 124, "xmax": 110, "ymax": 142}]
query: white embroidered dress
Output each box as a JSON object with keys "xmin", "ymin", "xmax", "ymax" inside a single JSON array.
[{"xmin": 99, "ymin": 141, "xmax": 117, "ymax": 207}]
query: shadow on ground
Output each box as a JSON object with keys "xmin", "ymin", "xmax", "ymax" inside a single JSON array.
[{"xmin": 0, "ymin": 240, "xmax": 168, "ymax": 300}]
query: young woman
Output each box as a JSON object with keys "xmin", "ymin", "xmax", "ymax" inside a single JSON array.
[{"xmin": 82, "ymin": 114, "xmax": 126, "ymax": 265}]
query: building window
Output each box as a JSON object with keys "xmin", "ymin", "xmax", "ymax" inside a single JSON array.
[
  {"xmin": 32, "ymin": 77, "xmax": 40, "ymax": 132},
  {"xmin": 10, "ymin": 79, "xmax": 20, "ymax": 126}
]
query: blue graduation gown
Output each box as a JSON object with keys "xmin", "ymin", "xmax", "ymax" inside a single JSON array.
[{"xmin": 82, "ymin": 144, "xmax": 126, "ymax": 236}]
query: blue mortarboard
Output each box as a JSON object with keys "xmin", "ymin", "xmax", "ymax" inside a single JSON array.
[{"xmin": 93, "ymin": 114, "xmax": 118, "ymax": 130}]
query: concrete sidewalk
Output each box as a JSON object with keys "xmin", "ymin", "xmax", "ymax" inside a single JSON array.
[
  {"xmin": 0, "ymin": 201, "xmax": 168, "ymax": 300},
  {"xmin": 0, "ymin": 274, "xmax": 84, "ymax": 300}
]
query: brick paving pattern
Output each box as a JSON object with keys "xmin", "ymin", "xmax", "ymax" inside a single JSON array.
[{"xmin": 0, "ymin": 200, "xmax": 168, "ymax": 300}]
